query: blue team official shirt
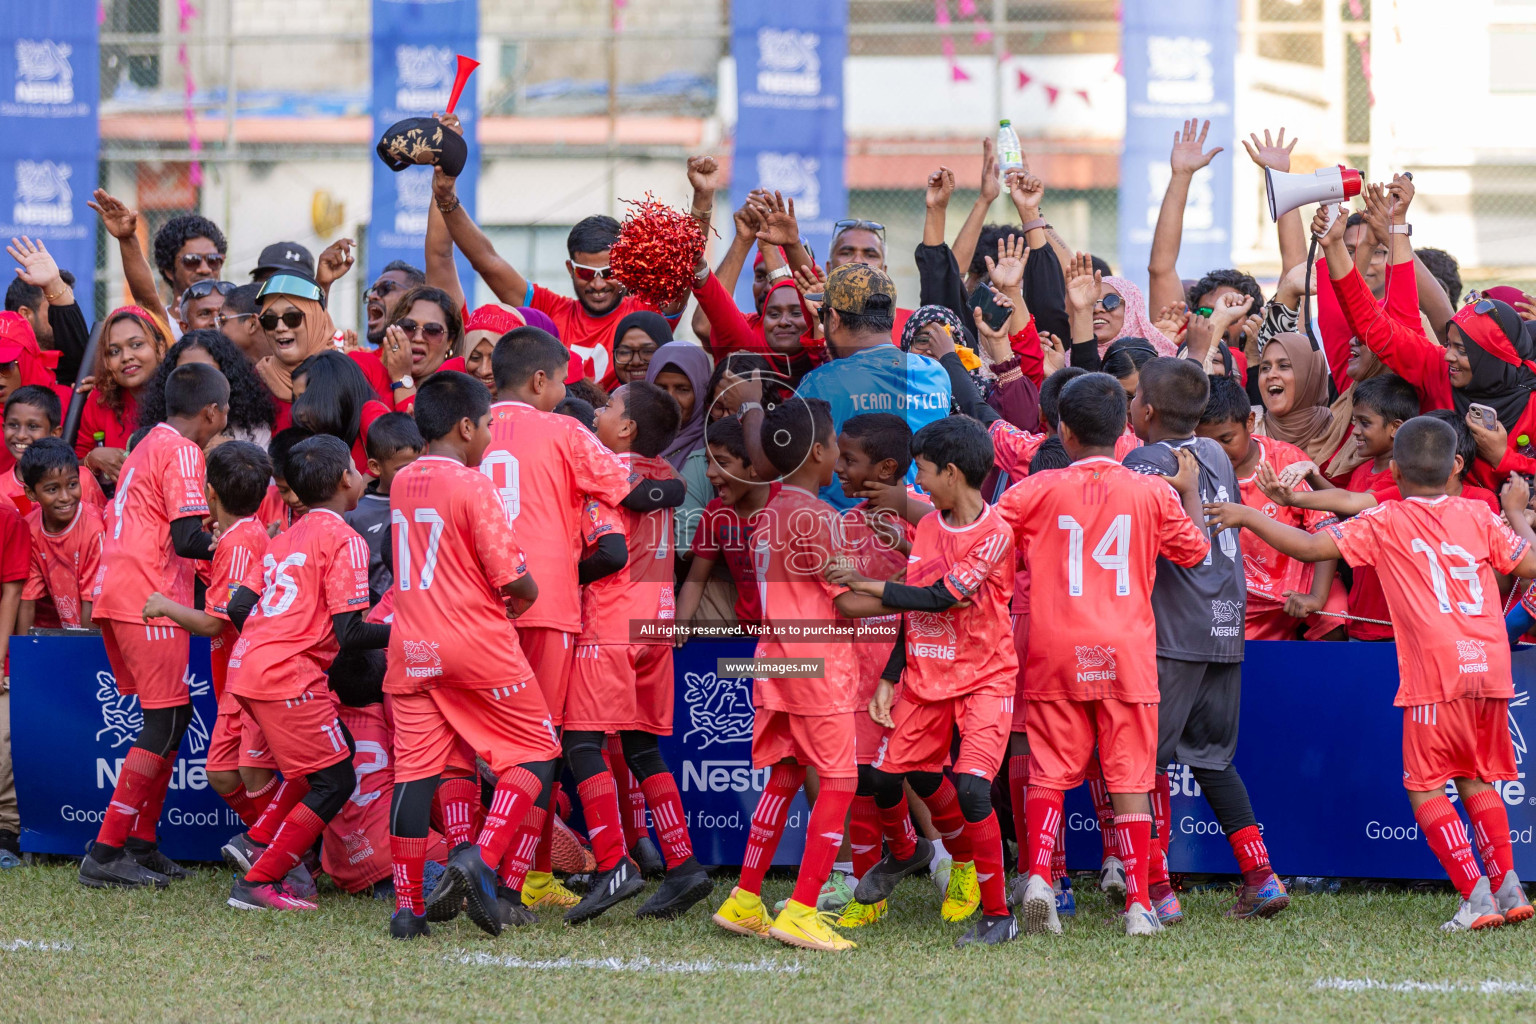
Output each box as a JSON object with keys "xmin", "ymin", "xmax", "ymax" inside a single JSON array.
[{"xmin": 794, "ymin": 343, "xmax": 952, "ymax": 509}]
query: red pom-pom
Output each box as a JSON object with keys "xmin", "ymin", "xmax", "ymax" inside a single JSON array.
[{"xmin": 607, "ymin": 193, "xmax": 707, "ymax": 308}]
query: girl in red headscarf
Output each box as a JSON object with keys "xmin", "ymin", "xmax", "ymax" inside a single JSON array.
[
  {"xmin": 460, "ymin": 304, "xmax": 526, "ymax": 391},
  {"xmin": 76, "ymin": 306, "xmax": 170, "ymax": 484}
]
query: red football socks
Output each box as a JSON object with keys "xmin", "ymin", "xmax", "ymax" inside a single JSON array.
[
  {"xmin": 1115, "ymin": 812, "xmax": 1153, "ymax": 912},
  {"xmin": 850, "ymin": 794, "xmax": 881, "ymax": 880},
  {"xmin": 219, "ymin": 787, "xmax": 261, "ymax": 828},
  {"xmin": 790, "ymin": 776, "xmax": 854, "ymax": 907},
  {"xmin": 1089, "ymin": 777, "xmax": 1119, "ymax": 860},
  {"xmin": 1051, "ymin": 825, "xmax": 1067, "ymax": 884},
  {"xmin": 1415, "ymin": 795, "xmax": 1482, "ymax": 898},
  {"xmin": 96, "ymin": 747, "xmax": 168, "ymax": 849},
  {"xmin": 875, "ymin": 797, "xmax": 918, "ymax": 861},
  {"xmin": 1229, "ymin": 825, "xmax": 1273, "ymax": 887},
  {"xmin": 1148, "ymin": 775, "xmax": 1173, "ymax": 900},
  {"xmin": 1152, "ymin": 773, "xmax": 1172, "ymax": 858},
  {"xmin": 606, "ymin": 736, "xmax": 650, "ymax": 847},
  {"xmin": 391, "ymin": 835, "xmax": 428, "ymax": 915},
  {"xmin": 246, "ymin": 803, "xmax": 327, "ymax": 883},
  {"xmin": 533, "ymin": 783, "xmax": 558, "ymax": 873},
  {"xmin": 433, "ymin": 775, "xmax": 480, "ymax": 850},
  {"xmin": 247, "ymin": 777, "xmax": 310, "ymax": 846},
  {"xmin": 576, "ymin": 773, "xmax": 627, "ymax": 871},
  {"xmin": 639, "ymin": 772, "xmax": 693, "ymax": 868},
  {"xmin": 476, "ymin": 766, "xmax": 545, "ymax": 867},
  {"xmin": 966, "ymin": 811, "xmax": 1008, "ymax": 917},
  {"xmin": 1024, "ymin": 786, "xmax": 1065, "ymax": 880},
  {"xmin": 129, "ymin": 748, "xmax": 178, "ymax": 844},
  {"xmin": 925, "ymin": 778, "xmax": 974, "ymax": 863},
  {"xmin": 246, "ymin": 777, "xmax": 278, "ymax": 816},
  {"xmin": 498, "ymin": 806, "xmax": 546, "ymax": 891},
  {"xmin": 739, "ymin": 764, "xmax": 805, "ymax": 896},
  {"xmin": 1466, "ymin": 788, "xmax": 1515, "ymax": 893},
  {"xmin": 1007, "ymin": 753, "xmax": 1030, "ymax": 874}
]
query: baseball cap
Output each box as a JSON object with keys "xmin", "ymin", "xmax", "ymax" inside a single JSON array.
[
  {"xmin": 0, "ymin": 312, "xmax": 32, "ymax": 363},
  {"xmin": 823, "ymin": 263, "xmax": 897, "ymax": 317},
  {"xmin": 376, "ymin": 116, "xmax": 468, "ymax": 177},
  {"xmin": 252, "ymin": 242, "xmax": 315, "ymax": 281}
]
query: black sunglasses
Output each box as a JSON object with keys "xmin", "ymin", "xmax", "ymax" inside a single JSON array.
[
  {"xmin": 1094, "ymin": 293, "xmax": 1123, "ymax": 313},
  {"xmin": 370, "ymin": 279, "xmax": 403, "ymax": 299},
  {"xmin": 832, "ymin": 219, "xmax": 886, "ymax": 243},
  {"xmin": 395, "ymin": 318, "xmax": 447, "ymax": 340},
  {"xmin": 180, "ymin": 279, "xmax": 234, "ymax": 304},
  {"xmin": 259, "ymin": 309, "xmax": 305, "ymax": 331}
]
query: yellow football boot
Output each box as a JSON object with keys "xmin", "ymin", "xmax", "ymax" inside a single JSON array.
[
  {"xmin": 521, "ymin": 870, "xmax": 580, "ymax": 909},
  {"xmin": 941, "ymin": 860, "xmax": 980, "ymax": 922},
  {"xmin": 769, "ymin": 898, "xmax": 857, "ymax": 951},
  {"xmin": 835, "ymin": 898, "xmax": 888, "ymax": 928},
  {"xmin": 712, "ymin": 886, "xmax": 774, "ymax": 938}
]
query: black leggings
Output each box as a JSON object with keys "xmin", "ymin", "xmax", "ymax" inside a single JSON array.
[
  {"xmin": 134, "ymin": 703, "xmax": 194, "ymax": 759},
  {"xmin": 391, "ymin": 760, "xmax": 559, "ymax": 839},
  {"xmin": 872, "ymin": 768, "xmax": 991, "ymax": 823}
]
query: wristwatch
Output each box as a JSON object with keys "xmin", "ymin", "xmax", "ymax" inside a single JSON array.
[
  {"xmin": 391, "ymin": 374, "xmax": 415, "ymax": 391},
  {"xmin": 737, "ymin": 401, "xmax": 763, "ymax": 415},
  {"xmin": 1020, "ymin": 217, "xmax": 1050, "ymax": 233},
  {"xmin": 1389, "ymin": 224, "xmax": 1412, "ymax": 236},
  {"xmin": 766, "ymin": 266, "xmax": 793, "ymax": 284}
]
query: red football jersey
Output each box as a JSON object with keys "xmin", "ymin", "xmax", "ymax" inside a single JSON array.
[
  {"xmin": 257, "ymin": 483, "xmax": 297, "ymax": 534},
  {"xmin": 385, "ymin": 456, "xmax": 535, "ymax": 693},
  {"xmin": 204, "ymin": 515, "xmax": 269, "ymax": 620},
  {"xmin": 1343, "ymin": 459, "xmax": 1397, "ymax": 639},
  {"xmin": 226, "ymin": 508, "xmax": 371, "ymax": 701},
  {"xmin": 1115, "ymin": 425, "xmax": 1142, "ymax": 460},
  {"xmin": 989, "ymin": 420, "xmax": 1046, "ymax": 482},
  {"xmin": 689, "ymin": 484, "xmax": 782, "ymax": 628},
  {"xmin": 2, "ymin": 464, "xmax": 106, "ymax": 517},
  {"xmin": 1237, "ymin": 437, "xmax": 1337, "ymax": 608},
  {"xmin": 751, "ymin": 485, "xmax": 858, "ymax": 715},
  {"xmin": 578, "ymin": 452, "xmax": 675, "ymax": 645},
  {"xmin": 22, "ymin": 504, "xmax": 103, "ymax": 629},
  {"xmin": 92, "ymin": 423, "xmax": 209, "ymax": 624},
  {"xmin": 1326, "ymin": 495, "xmax": 1527, "ymax": 707},
  {"xmin": 842, "ymin": 500, "xmax": 911, "ymax": 694},
  {"xmin": 481, "ymin": 401, "xmax": 634, "ymax": 633},
  {"xmin": 996, "ymin": 457, "xmax": 1209, "ymax": 702},
  {"xmin": 899, "ymin": 504, "xmax": 1017, "ymax": 703}
]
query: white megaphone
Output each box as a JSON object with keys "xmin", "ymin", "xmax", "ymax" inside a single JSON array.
[{"xmin": 1265, "ymin": 164, "xmax": 1363, "ymax": 220}]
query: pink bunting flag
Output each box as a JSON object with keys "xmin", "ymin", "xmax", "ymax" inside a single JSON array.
[
  {"xmin": 951, "ymin": 62, "xmax": 971, "ymax": 82},
  {"xmin": 1016, "ymin": 69, "xmax": 1032, "ymax": 89},
  {"xmin": 1074, "ymin": 88, "xmax": 1090, "ymax": 105},
  {"xmin": 1044, "ymin": 85, "xmax": 1060, "ymax": 105},
  {"xmin": 934, "ymin": 0, "xmax": 951, "ymax": 25}
]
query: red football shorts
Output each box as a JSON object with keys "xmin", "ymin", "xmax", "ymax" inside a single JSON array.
[
  {"xmin": 517, "ymin": 627, "xmax": 576, "ymax": 727},
  {"xmin": 1401, "ymin": 698, "xmax": 1517, "ymax": 791},
  {"xmin": 872, "ymin": 691, "xmax": 1010, "ymax": 779},
  {"xmin": 206, "ymin": 690, "xmax": 278, "ymax": 773},
  {"xmin": 752, "ymin": 708, "xmax": 857, "ymax": 779},
  {"xmin": 236, "ymin": 683, "xmax": 349, "ymax": 778},
  {"xmin": 1025, "ymin": 698, "xmax": 1157, "ymax": 792},
  {"xmin": 853, "ymin": 673, "xmax": 898, "ymax": 764},
  {"xmin": 101, "ymin": 620, "xmax": 190, "ymax": 710},
  {"xmin": 565, "ymin": 643, "xmax": 673, "ymax": 734},
  {"xmin": 390, "ymin": 684, "xmax": 561, "ymax": 783},
  {"xmin": 209, "ymin": 622, "xmax": 239, "ymax": 700},
  {"xmin": 1010, "ymin": 612, "xmax": 1031, "ymax": 732}
]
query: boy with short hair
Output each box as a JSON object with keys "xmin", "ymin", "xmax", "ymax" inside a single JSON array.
[
  {"xmin": 834, "ymin": 416, "xmax": 1021, "ymax": 948},
  {"xmin": 345, "ymin": 411, "xmax": 423, "ymax": 602},
  {"xmin": 558, "ymin": 380, "xmax": 714, "ymax": 922},
  {"xmin": 390, "ymin": 371, "xmax": 562, "ymax": 940},
  {"xmin": 141, "ymin": 440, "xmax": 276, "ymax": 830},
  {"xmin": 1207, "ymin": 416, "xmax": 1536, "ymax": 930},
  {"xmin": 2, "ymin": 386, "xmax": 106, "ymax": 515},
  {"xmin": 1124, "ymin": 358, "xmax": 1286, "ymax": 924},
  {"xmin": 259, "ymin": 427, "xmax": 312, "ymax": 532},
  {"xmin": 1196, "ymin": 375, "xmax": 1343, "ymax": 641},
  {"xmin": 0, "ymin": 496, "xmax": 25, "ymax": 858},
  {"xmin": 218, "ymin": 435, "xmax": 385, "ymax": 912},
  {"xmin": 79, "ymin": 362, "xmax": 228, "ymax": 890},
  {"xmin": 17, "ymin": 439, "xmax": 104, "ymax": 632},
  {"xmin": 997, "ymin": 372, "xmax": 1209, "ymax": 937},
  {"xmin": 713, "ymin": 395, "xmax": 868, "ymax": 952}
]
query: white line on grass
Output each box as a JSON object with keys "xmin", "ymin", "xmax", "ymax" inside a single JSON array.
[
  {"xmin": 1315, "ymin": 978, "xmax": 1536, "ymax": 995},
  {"xmin": 448, "ymin": 951, "xmax": 805, "ymax": 975},
  {"xmin": 0, "ymin": 940, "xmax": 72, "ymax": 952}
]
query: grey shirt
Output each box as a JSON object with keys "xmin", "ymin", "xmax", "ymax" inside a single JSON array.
[
  {"xmin": 1122, "ymin": 436, "xmax": 1246, "ymax": 663},
  {"xmin": 343, "ymin": 490, "xmax": 393, "ymax": 604}
]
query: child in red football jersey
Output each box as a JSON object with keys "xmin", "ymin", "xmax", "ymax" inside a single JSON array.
[
  {"xmin": 16, "ymin": 439, "xmax": 104, "ymax": 633},
  {"xmin": 392, "ymin": 372, "xmax": 562, "ymax": 940},
  {"xmin": 832, "ymin": 416, "xmax": 1021, "ymax": 948},
  {"xmin": 0, "ymin": 493, "xmax": 27, "ymax": 854},
  {"xmin": 1195, "ymin": 376, "xmax": 1344, "ymax": 641},
  {"xmin": 2, "ymin": 387, "xmax": 107, "ymax": 516},
  {"xmin": 997, "ymin": 372, "xmax": 1209, "ymax": 938},
  {"xmin": 141, "ymin": 441, "xmax": 276, "ymax": 831},
  {"xmin": 555, "ymin": 380, "xmax": 713, "ymax": 923},
  {"xmin": 79, "ymin": 363, "xmax": 227, "ymax": 890},
  {"xmin": 258, "ymin": 427, "xmax": 311, "ymax": 533},
  {"xmin": 212, "ymin": 435, "xmax": 380, "ymax": 912},
  {"xmin": 712, "ymin": 394, "xmax": 868, "ymax": 953},
  {"xmin": 1207, "ymin": 416, "xmax": 1536, "ymax": 931}
]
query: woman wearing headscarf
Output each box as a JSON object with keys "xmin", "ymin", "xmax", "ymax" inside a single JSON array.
[
  {"xmin": 1063, "ymin": 254, "xmax": 1178, "ymax": 367},
  {"xmin": 250, "ymin": 274, "xmax": 337, "ymax": 430},
  {"xmin": 611, "ymin": 311, "xmax": 672, "ymax": 386},
  {"xmin": 644, "ymin": 340, "xmax": 714, "ymax": 551},
  {"xmin": 691, "ymin": 266, "xmax": 822, "ymax": 384},
  {"xmin": 1253, "ymin": 332, "xmax": 1346, "ymax": 467},
  {"xmin": 76, "ymin": 305, "xmax": 171, "ymax": 483},
  {"xmin": 461, "ymin": 305, "xmax": 526, "ymax": 390}
]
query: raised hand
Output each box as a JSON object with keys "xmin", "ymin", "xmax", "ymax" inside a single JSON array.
[
  {"xmin": 687, "ymin": 155, "xmax": 723, "ymax": 194},
  {"xmin": 1153, "ymin": 300, "xmax": 1189, "ymax": 339},
  {"xmin": 315, "ymin": 238, "xmax": 356, "ymax": 288},
  {"xmin": 978, "ymin": 138, "xmax": 1001, "ymax": 205},
  {"xmin": 1208, "ymin": 292, "xmax": 1254, "ymax": 337},
  {"xmin": 87, "ymin": 189, "xmax": 139, "ymax": 240},
  {"xmin": 7, "ymin": 236, "xmax": 61, "ymax": 289},
  {"xmin": 1310, "ymin": 202, "xmax": 1346, "ymax": 245},
  {"xmin": 971, "ymin": 294, "xmax": 1013, "ymax": 356},
  {"xmin": 1005, "ymin": 168, "xmax": 1045, "ymax": 220},
  {"xmin": 1255, "ymin": 460, "xmax": 1297, "ymax": 507},
  {"xmin": 983, "ymin": 233, "xmax": 1028, "ymax": 292},
  {"xmin": 1386, "ymin": 172, "xmax": 1415, "ymax": 222},
  {"xmin": 434, "ymin": 110, "xmax": 464, "ymax": 136},
  {"xmin": 1241, "ymin": 128, "xmax": 1297, "ymax": 172},
  {"xmin": 1039, "ymin": 331, "xmax": 1067, "ymax": 376},
  {"xmin": 1276, "ymin": 459, "xmax": 1320, "ymax": 491},
  {"xmin": 926, "ymin": 166, "xmax": 956, "ymax": 211},
  {"xmin": 1171, "ymin": 118, "xmax": 1224, "ymax": 176},
  {"xmin": 1064, "ymin": 251, "xmax": 1101, "ymax": 313},
  {"xmin": 732, "ymin": 198, "xmax": 763, "ymax": 241},
  {"xmin": 1359, "ymin": 183, "xmax": 1393, "ymax": 244},
  {"xmin": 754, "ymin": 191, "xmax": 801, "ymax": 247}
]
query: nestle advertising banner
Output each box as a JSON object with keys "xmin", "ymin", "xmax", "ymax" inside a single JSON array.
[
  {"xmin": 369, "ymin": 0, "xmax": 478, "ymax": 290},
  {"xmin": 0, "ymin": 3, "xmax": 99, "ymax": 310},
  {"xmin": 731, "ymin": 0, "xmax": 847, "ymax": 277},
  {"xmin": 1117, "ymin": 0, "xmax": 1235, "ymax": 290},
  {"xmin": 16, "ymin": 634, "xmax": 1536, "ymax": 879}
]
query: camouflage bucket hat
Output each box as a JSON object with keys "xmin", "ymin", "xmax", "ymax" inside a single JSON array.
[{"xmin": 824, "ymin": 263, "xmax": 897, "ymax": 316}]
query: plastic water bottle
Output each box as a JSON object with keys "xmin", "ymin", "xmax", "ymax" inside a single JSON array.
[{"xmin": 996, "ymin": 119, "xmax": 1024, "ymax": 176}]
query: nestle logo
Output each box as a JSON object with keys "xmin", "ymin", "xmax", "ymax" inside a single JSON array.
[
  {"xmin": 681, "ymin": 759, "xmax": 767, "ymax": 793},
  {"xmin": 14, "ymin": 39, "xmax": 73, "ymax": 105}
]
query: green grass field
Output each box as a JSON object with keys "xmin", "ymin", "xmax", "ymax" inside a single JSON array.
[{"xmin": 3, "ymin": 863, "xmax": 1536, "ymax": 1023}]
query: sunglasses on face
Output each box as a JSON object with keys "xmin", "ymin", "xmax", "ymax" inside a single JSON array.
[
  {"xmin": 179, "ymin": 252, "xmax": 225, "ymax": 271},
  {"xmin": 570, "ymin": 262, "xmax": 614, "ymax": 283},
  {"xmin": 180, "ymin": 279, "xmax": 234, "ymax": 304},
  {"xmin": 832, "ymin": 219, "xmax": 886, "ymax": 243},
  {"xmin": 369, "ymin": 279, "xmax": 402, "ymax": 299},
  {"xmin": 1094, "ymin": 293, "xmax": 1123, "ymax": 313},
  {"xmin": 395, "ymin": 318, "xmax": 447, "ymax": 340},
  {"xmin": 259, "ymin": 309, "xmax": 305, "ymax": 331},
  {"xmin": 215, "ymin": 311, "xmax": 254, "ymax": 328}
]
